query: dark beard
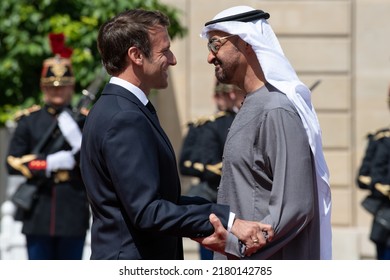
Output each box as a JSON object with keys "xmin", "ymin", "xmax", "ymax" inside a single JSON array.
[
  {"xmin": 213, "ymin": 57, "xmax": 237, "ymax": 84},
  {"xmin": 215, "ymin": 67, "xmax": 233, "ymax": 84}
]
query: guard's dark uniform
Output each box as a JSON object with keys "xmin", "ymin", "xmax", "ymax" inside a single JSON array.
[
  {"xmin": 357, "ymin": 128, "xmax": 390, "ymax": 259},
  {"xmin": 179, "ymin": 110, "xmax": 236, "ymax": 202},
  {"xmin": 6, "ymin": 104, "xmax": 90, "ymax": 237},
  {"xmin": 200, "ymin": 110, "xmax": 236, "ymax": 191},
  {"xmin": 179, "ymin": 116, "xmax": 210, "ymax": 180},
  {"xmin": 179, "ymin": 110, "xmax": 236, "ymax": 260}
]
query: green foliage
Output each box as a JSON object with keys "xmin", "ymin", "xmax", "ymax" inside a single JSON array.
[{"xmin": 0, "ymin": 0, "xmax": 187, "ymax": 126}]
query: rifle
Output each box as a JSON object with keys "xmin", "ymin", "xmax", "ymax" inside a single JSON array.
[
  {"xmin": 34, "ymin": 68, "xmax": 107, "ymax": 154},
  {"xmin": 309, "ymin": 80, "xmax": 321, "ymax": 92},
  {"xmin": 73, "ymin": 67, "xmax": 107, "ymax": 119}
]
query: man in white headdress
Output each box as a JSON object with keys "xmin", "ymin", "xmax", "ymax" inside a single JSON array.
[{"xmin": 196, "ymin": 6, "xmax": 332, "ymax": 260}]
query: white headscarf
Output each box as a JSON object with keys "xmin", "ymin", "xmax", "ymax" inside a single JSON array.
[{"xmin": 202, "ymin": 5, "xmax": 332, "ymax": 259}]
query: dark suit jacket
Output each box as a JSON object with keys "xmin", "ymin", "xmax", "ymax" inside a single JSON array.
[{"xmin": 80, "ymin": 83, "xmax": 230, "ymax": 259}]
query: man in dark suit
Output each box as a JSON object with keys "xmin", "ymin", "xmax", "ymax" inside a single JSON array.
[{"xmin": 80, "ymin": 9, "xmax": 273, "ymax": 260}]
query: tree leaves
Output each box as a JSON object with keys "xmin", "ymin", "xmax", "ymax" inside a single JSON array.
[{"xmin": 0, "ymin": 0, "xmax": 186, "ymax": 126}]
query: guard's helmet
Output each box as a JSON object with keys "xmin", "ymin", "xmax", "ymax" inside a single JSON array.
[{"xmin": 40, "ymin": 33, "xmax": 75, "ymax": 87}]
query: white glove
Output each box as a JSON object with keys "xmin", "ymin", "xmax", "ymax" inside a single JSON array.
[
  {"xmin": 57, "ymin": 110, "xmax": 82, "ymax": 154},
  {"xmin": 46, "ymin": 150, "xmax": 76, "ymax": 177}
]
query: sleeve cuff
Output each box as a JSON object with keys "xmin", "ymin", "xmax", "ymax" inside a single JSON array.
[
  {"xmin": 225, "ymin": 232, "xmax": 244, "ymax": 258},
  {"xmin": 227, "ymin": 212, "xmax": 235, "ymax": 232}
]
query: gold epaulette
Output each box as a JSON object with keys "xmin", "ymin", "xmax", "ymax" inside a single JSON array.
[
  {"xmin": 13, "ymin": 105, "xmax": 41, "ymax": 121},
  {"xmin": 373, "ymin": 129, "xmax": 390, "ymax": 141},
  {"xmin": 192, "ymin": 111, "xmax": 227, "ymax": 127}
]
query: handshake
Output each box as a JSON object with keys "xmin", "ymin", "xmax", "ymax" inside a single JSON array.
[{"xmin": 192, "ymin": 214, "xmax": 274, "ymax": 258}]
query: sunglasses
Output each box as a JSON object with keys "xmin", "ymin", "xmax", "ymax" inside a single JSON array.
[{"xmin": 207, "ymin": 34, "xmax": 237, "ymax": 54}]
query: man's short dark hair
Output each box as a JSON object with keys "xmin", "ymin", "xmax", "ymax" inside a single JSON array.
[{"xmin": 97, "ymin": 9, "xmax": 170, "ymax": 76}]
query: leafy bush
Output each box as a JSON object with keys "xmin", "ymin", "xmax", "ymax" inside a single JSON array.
[{"xmin": 0, "ymin": 0, "xmax": 186, "ymax": 126}]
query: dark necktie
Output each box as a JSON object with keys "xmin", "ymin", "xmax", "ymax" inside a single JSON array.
[
  {"xmin": 146, "ymin": 101, "xmax": 156, "ymax": 114},
  {"xmin": 146, "ymin": 101, "xmax": 159, "ymax": 123}
]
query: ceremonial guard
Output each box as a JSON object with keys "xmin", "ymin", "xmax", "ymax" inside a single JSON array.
[
  {"xmin": 357, "ymin": 126, "xmax": 390, "ymax": 260},
  {"xmin": 179, "ymin": 83, "xmax": 244, "ymax": 203},
  {"xmin": 357, "ymin": 88, "xmax": 390, "ymax": 260},
  {"xmin": 179, "ymin": 82, "xmax": 244, "ymax": 259},
  {"xmin": 200, "ymin": 84, "xmax": 244, "ymax": 193},
  {"xmin": 5, "ymin": 33, "xmax": 90, "ymax": 260}
]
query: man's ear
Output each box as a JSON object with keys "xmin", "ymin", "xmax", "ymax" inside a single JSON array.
[{"xmin": 128, "ymin": 46, "xmax": 143, "ymax": 66}]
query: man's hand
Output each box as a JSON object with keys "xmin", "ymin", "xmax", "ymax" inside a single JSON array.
[
  {"xmin": 231, "ymin": 218, "xmax": 274, "ymax": 256},
  {"xmin": 46, "ymin": 150, "xmax": 76, "ymax": 177},
  {"xmin": 192, "ymin": 214, "xmax": 274, "ymax": 257},
  {"xmin": 192, "ymin": 213, "xmax": 228, "ymax": 255}
]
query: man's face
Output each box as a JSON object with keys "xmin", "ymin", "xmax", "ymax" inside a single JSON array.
[
  {"xmin": 206, "ymin": 31, "xmax": 242, "ymax": 85},
  {"xmin": 213, "ymin": 92, "xmax": 229, "ymax": 111},
  {"xmin": 42, "ymin": 85, "xmax": 74, "ymax": 107},
  {"xmin": 143, "ymin": 25, "xmax": 177, "ymax": 93}
]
